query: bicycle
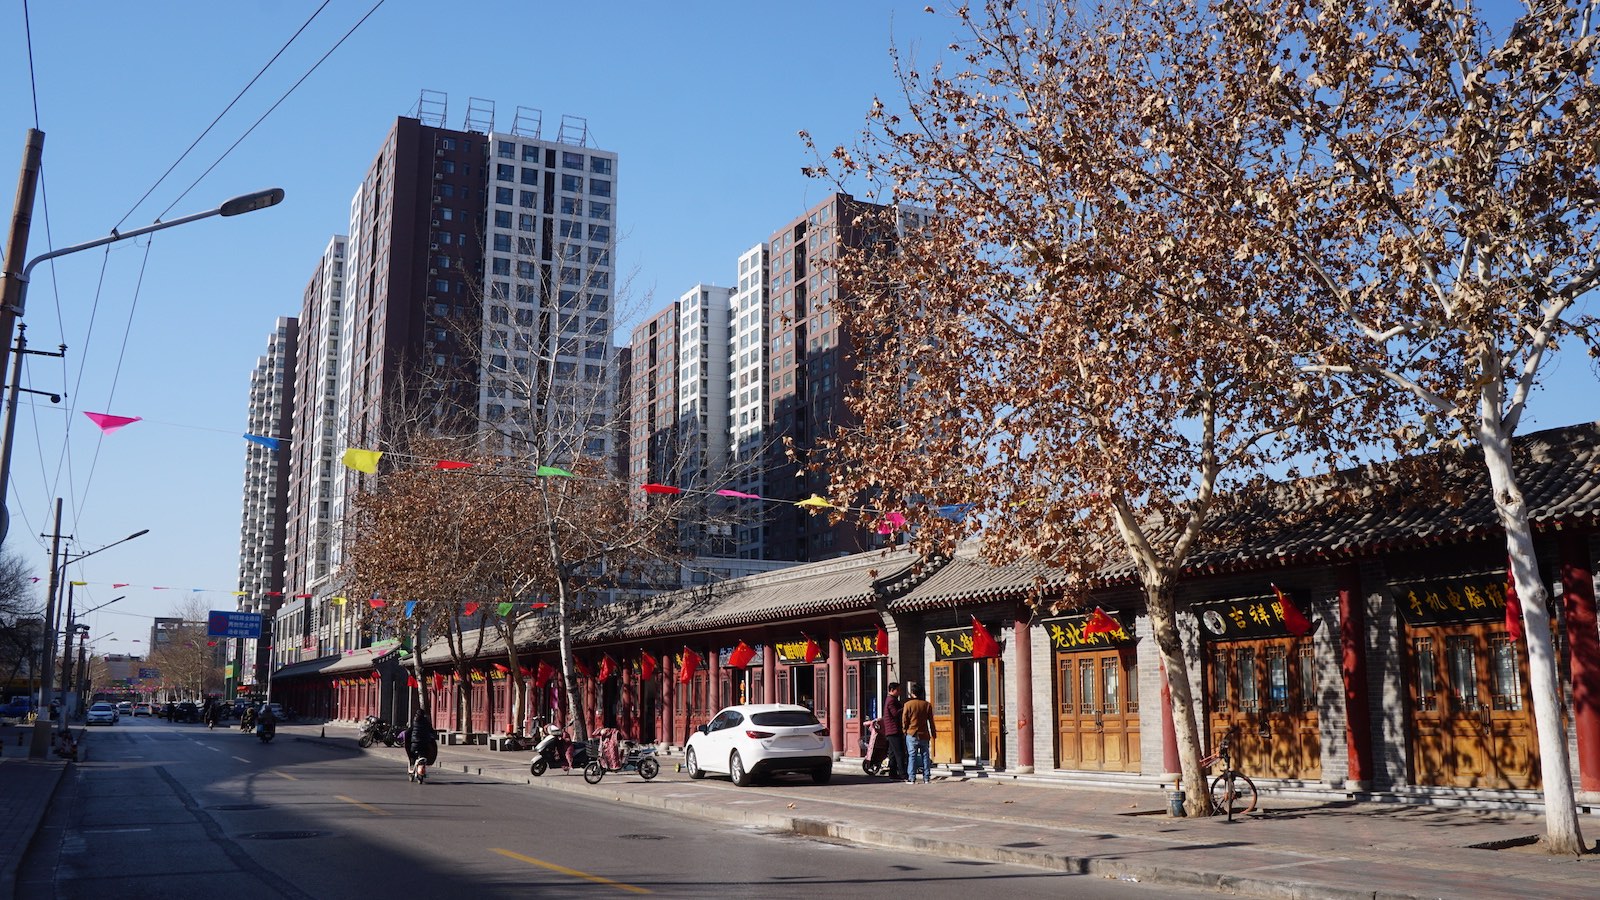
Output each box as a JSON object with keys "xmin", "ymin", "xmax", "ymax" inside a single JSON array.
[
  {"xmin": 1202, "ymin": 734, "xmax": 1258, "ymax": 822},
  {"xmin": 583, "ymin": 731, "xmax": 660, "ymax": 784}
]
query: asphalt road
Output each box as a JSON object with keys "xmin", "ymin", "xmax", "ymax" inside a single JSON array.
[{"xmin": 17, "ymin": 719, "xmax": 1212, "ymax": 899}]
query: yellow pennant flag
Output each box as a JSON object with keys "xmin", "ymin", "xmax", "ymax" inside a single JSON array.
[
  {"xmin": 342, "ymin": 447, "xmax": 383, "ymax": 474},
  {"xmin": 70, "ymin": 580, "xmax": 88, "ymax": 586},
  {"xmin": 331, "ymin": 597, "xmax": 347, "ymax": 605},
  {"xmin": 795, "ymin": 495, "xmax": 835, "ymax": 511},
  {"xmin": 231, "ymin": 591, "xmax": 248, "ymax": 596}
]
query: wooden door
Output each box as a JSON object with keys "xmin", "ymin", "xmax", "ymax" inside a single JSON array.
[
  {"xmin": 1408, "ymin": 624, "xmax": 1536, "ymax": 789},
  {"xmin": 1208, "ymin": 638, "xmax": 1319, "ymax": 779},
  {"xmin": 986, "ymin": 658, "xmax": 1005, "ymax": 769},
  {"xmin": 1055, "ymin": 649, "xmax": 1141, "ymax": 772},
  {"xmin": 930, "ymin": 660, "xmax": 956, "ymax": 763}
]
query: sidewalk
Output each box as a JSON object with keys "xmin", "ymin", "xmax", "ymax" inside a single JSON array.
[
  {"xmin": 0, "ymin": 724, "xmax": 71, "ymax": 900},
  {"xmin": 5, "ymin": 720, "xmax": 1598, "ymax": 900}
]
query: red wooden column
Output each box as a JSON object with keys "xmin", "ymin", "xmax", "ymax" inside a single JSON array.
[
  {"xmin": 707, "ymin": 643, "xmax": 721, "ymax": 715},
  {"xmin": 828, "ymin": 625, "xmax": 846, "ymax": 755},
  {"xmin": 1561, "ymin": 532, "xmax": 1600, "ymax": 793},
  {"xmin": 1339, "ymin": 564, "xmax": 1375, "ymax": 787},
  {"xmin": 1013, "ymin": 617, "xmax": 1035, "ymax": 771},
  {"xmin": 1160, "ymin": 663, "xmax": 1180, "ymax": 780},
  {"xmin": 662, "ymin": 653, "xmax": 676, "ymax": 748},
  {"xmin": 763, "ymin": 639, "xmax": 778, "ymax": 704}
]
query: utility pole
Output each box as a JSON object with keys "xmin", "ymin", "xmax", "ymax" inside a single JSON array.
[
  {"xmin": 58, "ymin": 580, "xmax": 77, "ymax": 719},
  {"xmin": 0, "ymin": 324, "xmax": 65, "ymax": 519},
  {"xmin": 0, "ymin": 129, "xmax": 45, "ymax": 546},
  {"xmin": 29, "ymin": 498, "xmax": 64, "ymax": 758}
]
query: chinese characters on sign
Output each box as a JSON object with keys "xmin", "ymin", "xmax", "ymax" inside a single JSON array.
[
  {"xmin": 774, "ymin": 638, "xmax": 824, "ymax": 664},
  {"xmin": 206, "ymin": 611, "xmax": 264, "ymax": 639},
  {"xmin": 927, "ymin": 624, "xmax": 1000, "ymax": 661},
  {"xmin": 1042, "ymin": 612, "xmax": 1135, "ymax": 652},
  {"xmin": 840, "ymin": 630, "xmax": 883, "ymax": 660},
  {"xmin": 1196, "ymin": 591, "xmax": 1312, "ymax": 641},
  {"xmin": 1389, "ymin": 574, "xmax": 1513, "ymax": 626}
]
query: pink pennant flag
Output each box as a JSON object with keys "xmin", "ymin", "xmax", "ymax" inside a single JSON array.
[
  {"xmin": 84, "ymin": 412, "xmax": 142, "ymax": 434},
  {"xmin": 113, "ymin": 583, "xmax": 130, "ymax": 588},
  {"xmin": 29, "ymin": 576, "xmax": 39, "ymax": 583},
  {"xmin": 716, "ymin": 489, "xmax": 761, "ymax": 499},
  {"xmin": 876, "ymin": 511, "xmax": 908, "ymax": 535},
  {"xmin": 152, "ymin": 586, "xmax": 171, "ymax": 590}
]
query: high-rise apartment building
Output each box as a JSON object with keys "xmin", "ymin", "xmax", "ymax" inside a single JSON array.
[
  {"xmin": 727, "ymin": 244, "xmax": 770, "ymax": 557},
  {"xmin": 235, "ymin": 316, "xmax": 297, "ymax": 688}
]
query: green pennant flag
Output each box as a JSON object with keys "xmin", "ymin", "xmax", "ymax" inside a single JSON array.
[
  {"xmin": 497, "ymin": 601, "xmax": 514, "ymax": 616},
  {"xmin": 535, "ymin": 465, "xmax": 574, "ymax": 477}
]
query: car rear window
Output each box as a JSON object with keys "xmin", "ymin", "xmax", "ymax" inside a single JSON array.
[{"xmin": 749, "ymin": 711, "xmax": 820, "ymax": 727}]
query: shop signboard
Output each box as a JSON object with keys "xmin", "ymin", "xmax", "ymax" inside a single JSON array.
[
  {"xmin": 1388, "ymin": 573, "xmax": 1512, "ymax": 627},
  {"xmin": 841, "ymin": 630, "xmax": 882, "ymax": 659},
  {"xmin": 1195, "ymin": 591, "xmax": 1312, "ymax": 642},
  {"xmin": 775, "ymin": 637, "xmax": 825, "ymax": 664},
  {"xmin": 927, "ymin": 624, "xmax": 1000, "ymax": 661},
  {"xmin": 1041, "ymin": 611, "xmax": 1135, "ymax": 652}
]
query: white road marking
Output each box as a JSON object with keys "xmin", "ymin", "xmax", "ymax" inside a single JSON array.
[{"xmin": 232, "ymin": 756, "xmax": 252, "ymax": 763}]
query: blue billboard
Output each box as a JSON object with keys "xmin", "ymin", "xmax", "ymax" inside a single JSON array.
[{"xmin": 207, "ymin": 611, "xmax": 264, "ymax": 639}]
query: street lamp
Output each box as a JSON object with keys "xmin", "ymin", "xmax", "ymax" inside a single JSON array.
[
  {"xmin": 0, "ymin": 183, "xmax": 285, "ymax": 542},
  {"xmin": 33, "ymin": 529, "xmax": 146, "ymax": 754}
]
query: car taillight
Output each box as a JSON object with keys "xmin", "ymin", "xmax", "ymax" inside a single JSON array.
[
  {"xmin": 745, "ymin": 730, "xmax": 774, "ymax": 739},
  {"xmin": 815, "ymin": 727, "xmax": 828, "ymax": 737}
]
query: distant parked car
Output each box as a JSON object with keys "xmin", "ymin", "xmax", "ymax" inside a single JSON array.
[
  {"xmin": 133, "ymin": 703, "xmax": 153, "ymax": 717},
  {"xmin": 683, "ymin": 703, "xmax": 833, "ymax": 786},
  {"xmin": 1, "ymin": 696, "xmax": 37, "ymax": 718},
  {"xmin": 175, "ymin": 701, "xmax": 198, "ymax": 723},
  {"xmin": 116, "ymin": 701, "xmax": 133, "ymax": 717},
  {"xmin": 86, "ymin": 702, "xmax": 118, "ymax": 726}
]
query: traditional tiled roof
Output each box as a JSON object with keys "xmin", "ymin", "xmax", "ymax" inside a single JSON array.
[{"xmin": 887, "ymin": 542, "xmax": 1065, "ymax": 613}]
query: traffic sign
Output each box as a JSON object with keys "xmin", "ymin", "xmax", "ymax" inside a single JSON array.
[{"xmin": 207, "ymin": 611, "xmax": 263, "ymax": 638}]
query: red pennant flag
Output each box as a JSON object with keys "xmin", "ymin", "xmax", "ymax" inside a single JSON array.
[
  {"xmin": 530, "ymin": 601, "xmax": 548, "ymax": 610},
  {"xmin": 266, "ymin": 591, "xmax": 283, "ymax": 597},
  {"xmin": 574, "ymin": 657, "xmax": 594, "ymax": 679},
  {"xmin": 640, "ymin": 483, "xmax": 682, "ymax": 495},
  {"xmin": 518, "ymin": 665, "xmax": 532, "ymax": 677},
  {"xmin": 1270, "ymin": 585, "xmax": 1314, "ymax": 637},
  {"xmin": 535, "ymin": 659, "xmax": 557, "ymax": 687},
  {"xmin": 598, "ymin": 654, "xmax": 617, "ymax": 681},
  {"xmin": 678, "ymin": 647, "xmax": 702, "ymax": 684},
  {"xmin": 434, "ymin": 459, "xmax": 473, "ymax": 470},
  {"xmin": 493, "ymin": 663, "xmax": 510, "ymax": 674},
  {"xmin": 639, "ymin": 650, "xmax": 657, "ymax": 680},
  {"xmin": 368, "ymin": 598, "xmax": 386, "ymax": 608},
  {"xmin": 875, "ymin": 625, "xmax": 889, "ymax": 656},
  {"xmin": 803, "ymin": 634, "xmax": 821, "ymax": 664},
  {"xmin": 295, "ymin": 593, "xmax": 312, "ymax": 599},
  {"xmin": 1083, "ymin": 607, "xmax": 1122, "ymax": 636},
  {"xmin": 406, "ymin": 674, "xmax": 419, "ymax": 688},
  {"xmin": 1505, "ymin": 561, "xmax": 1524, "ymax": 642},
  {"xmin": 970, "ymin": 616, "xmax": 1001, "ymax": 659},
  {"xmin": 432, "ymin": 673, "xmax": 444, "ymax": 691},
  {"xmin": 207, "ymin": 640, "xmax": 217, "ymax": 647},
  {"xmin": 113, "ymin": 583, "xmax": 129, "ymax": 588},
  {"xmin": 727, "ymin": 641, "xmax": 756, "ymax": 668},
  {"xmin": 463, "ymin": 602, "xmax": 480, "ymax": 616}
]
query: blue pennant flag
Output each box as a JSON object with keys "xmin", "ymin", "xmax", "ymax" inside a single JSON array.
[{"xmin": 243, "ymin": 434, "xmax": 281, "ymax": 451}]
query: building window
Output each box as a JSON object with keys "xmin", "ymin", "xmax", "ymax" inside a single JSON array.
[
  {"xmin": 561, "ymin": 173, "xmax": 582, "ymax": 192},
  {"xmin": 562, "ymin": 151, "xmax": 585, "ymax": 170},
  {"xmin": 588, "ymin": 247, "xmax": 610, "ymax": 265},
  {"xmin": 441, "ymin": 138, "xmax": 455, "ymax": 150},
  {"xmin": 493, "ymin": 234, "xmax": 511, "ymax": 252},
  {"xmin": 560, "ymin": 197, "xmax": 578, "ymax": 216},
  {"xmin": 494, "ymin": 210, "xmax": 512, "ymax": 228},
  {"xmin": 517, "ymin": 260, "xmax": 535, "ymax": 278},
  {"xmin": 518, "ymin": 214, "xmax": 534, "ymax": 232},
  {"xmin": 489, "ymin": 306, "xmax": 509, "ymax": 324},
  {"xmin": 522, "ymin": 144, "xmax": 538, "ymax": 162},
  {"xmin": 521, "ymin": 167, "xmax": 538, "ymax": 185},
  {"xmin": 440, "ymin": 160, "xmax": 456, "ymax": 174},
  {"xmin": 559, "ymin": 220, "xmax": 582, "ymax": 238},
  {"xmin": 434, "ymin": 279, "xmax": 450, "ymax": 292},
  {"xmin": 588, "ymin": 224, "xmax": 610, "ymax": 242},
  {"xmin": 492, "ymin": 258, "xmax": 510, "ymax": 276},
  {"xmin": 590, "ymin": 157, "xmax": 612, "ymax": 175},
  {"xmin": 497, "ymin": 164, "xmax": 515, "ymax": 181},
  {"xmin": 495, "ymin": 186, "xmax": 514, "ymax": 205},
  {"xmin": 589, "ymin": 202, "xmax": 611, "ymax": 220},
  {"xmin": 498, "ymin": 141, "xmax": 515, "ymax": 158},
  {"xmin": 589, "ymin": 179, "xmax": 611, "ymax": 197},
  {"xmin": 520, "ymin": 190, "xmax": 536, "ymax": 208}
]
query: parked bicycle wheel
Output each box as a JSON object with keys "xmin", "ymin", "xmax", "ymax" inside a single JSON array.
[
  {"xmin": 583, "ymin": 761, "xmax": 605, "ymax": 784},
  {"xmin": 1209, "ymin": 772, "xmax": 1259, "ymax": 817},
  {"xmin": 638, "ymin": 757, "xmax": 660, "ymax": 781},
  {"xmin": 358, "ymin": 734, "xmax": 374, "ymax": 749}
]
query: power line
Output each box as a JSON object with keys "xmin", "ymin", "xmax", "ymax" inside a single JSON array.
[{"xmin": 113, "ymin": 0, "xmax": 335, "ymax": 231}]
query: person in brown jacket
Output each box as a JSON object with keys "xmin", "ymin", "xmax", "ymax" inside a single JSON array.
[{"xmin": 901, "ymin": 681, "xmax": 935, "ymax": 784}]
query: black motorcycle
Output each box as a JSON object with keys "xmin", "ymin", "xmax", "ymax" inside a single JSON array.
[
  {"xmin": 358, "ymin": 716, "xmax": 398, "ymax": 749},
  {"xmin": 257, "ymin": 720, "xmax": 276, "ymax": 743},
  {"xmin": 529, "ymin": 725, "xmax": 590, "ymax": 776}
]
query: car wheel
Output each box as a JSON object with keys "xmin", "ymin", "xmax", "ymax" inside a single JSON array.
[
  {"xmin": 813, "ymin": 766, "xmax": 833, "ymax": 785},
  {"xmin": 531, "ymin": 757, "xmax": 548, "ymax": 777},
  {"xmin": 730, "ymin": 751, "xmax": 752, "ymax": 787},
  {"xmin": 685, "ymin": 747, "xmax": 705, "ymax": 779}
]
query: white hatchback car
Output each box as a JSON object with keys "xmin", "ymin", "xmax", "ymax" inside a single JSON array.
[{"xmin": 684, "ymin": 703, "xmax": 832, "ymax": 786}]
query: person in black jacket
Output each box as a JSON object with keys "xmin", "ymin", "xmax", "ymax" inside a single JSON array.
[
  {"xmin": 406, "ymin": 707, "xmax": 438, "ymax": 783},
  {"xmin": 880, "ymin": 682, "xmax": 907, "ymax": 781}
]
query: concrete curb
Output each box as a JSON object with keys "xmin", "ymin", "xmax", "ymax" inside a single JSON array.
[{"xmin": 309, "ymin": 730, "xmax": 1443, "ymax": 900}]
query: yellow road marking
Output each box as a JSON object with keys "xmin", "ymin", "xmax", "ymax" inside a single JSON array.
[
  {"xmin": 336, "ymin": 795, "xmax": 392, "ymax": 816},
  {"xmin": 272, "ymin": 771, "xmax": 298, "ymax": 780},
  {"xmin": 492, "ymin": 848, "xmax": 651, "ymax": 894}
]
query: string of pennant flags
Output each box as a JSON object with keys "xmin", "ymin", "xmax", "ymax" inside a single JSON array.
[{"xmin": 79, "ymin": 408, "xmax": 974, "ymax": 528}]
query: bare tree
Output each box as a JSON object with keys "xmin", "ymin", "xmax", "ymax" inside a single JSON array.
[
  {"xmin": 0, "ymin": 547, "xmax": 41, "ymax": 694},
  {"xmin": 805, "ymin": 0, "xmax": 1402, "ymax": 816}
]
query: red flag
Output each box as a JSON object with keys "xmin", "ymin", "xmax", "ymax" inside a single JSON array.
[
  {"xmin": 640, "ymin": 483, "xmax": 682, "ymax": 495},
  {"xmin": 575, "ymin": 657, "xmax": 594, "ymax": 679},
  {"xmin": 1505, "ymin": 562, "xmax": 1524, "ymax": 642},
  {"xmin": 518, "ymin": 665, "xmax": 532, "ymax": 677},
  {"xmin": 639, "ymin": 651, "xmax": 657, "ymax": 681},
  {"xmin": 535, "ymin": 659, "xmax": 557, "ymax": 687},
  {"xmin": 463, "ymin": 602, "xmax": 480, "ymax": 616},
  {"xmin": 678, "ymin": 647, "xmax": 702, "ymax": 684},
  {"xmin": 431, "ymin": 673, "xmax": 444, "ymax": 691},
  {"xmin": 1083, "ymin": 607, "xmax": 1122, "ymax": 636},
  {"xmin": 406, "ymin": 674, "xmax": 419, "ymax": 688},
  {"xmin": 1271, "ymin": 585, "xmax": 1314, "ymax": 637},
  {"xmin": 368, "ymin": 598, "xmax": 386, "ymax": 608},
  {"xmin": 434, "ymin": 459, "xmax": 473, "ymax": 470},
  {"xmin": 206, "ymin": 640, "xmax": 217, "ymax": 647},
  {"xmin": 971, "ymin": 616, "xmax": 1001, "ymax": 659},
  {"xmin": 803, "ymin": 634, "xmax": 821, "ymax": 664},
  {"xmin": 493, "ymin": 663, "xmax": 510, "ymax": 674},
  {"xmin": 598, "ymin": 654, "xmax": 617, "ymax": 681},
  {"xmin": 369, "ymin": 671, "xmax": 380, "ymax": 682},
  {"xmin": 727, "ymin": 641, "xmax": 756, "ymax": 668},
  {"xmin": 266, "ymin": 591, "xmax": 283, "ymax": 597},
  {"xmin": 294, "ymin": 593, "xmax": 312, "ymax": 598},
  {"xmin": 875, "ymin": 625, "xmax": 889, "ymax": 656}
]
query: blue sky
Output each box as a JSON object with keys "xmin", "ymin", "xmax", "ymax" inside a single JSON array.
[{"xmin": 3, "ymin": 2, "xmax": 1598, "ymax": 647}]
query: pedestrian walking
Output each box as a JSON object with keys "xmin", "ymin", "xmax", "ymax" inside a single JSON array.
[
  {"xmin": 880, "ymin": 681, "xmax": 907, "ymax": 781},
  {"xmin": 901, "ymin": 681, "xmax": 935, "ymax": 784},
  {"xmin": 406, "ymin": 707, "xmax": 438, "ymax": 783}
]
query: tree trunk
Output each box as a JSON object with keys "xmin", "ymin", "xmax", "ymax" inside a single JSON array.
[
  {"xmin": 1478, "ymin": 422, "xmax": 1587, "ymax": 854},
  {"xmin": 1146, "ymin": 578, "xmax": 1215, "ymax": 817}
]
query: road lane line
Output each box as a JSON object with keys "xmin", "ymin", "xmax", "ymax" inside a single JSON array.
[
  {"xmin": 492, "ymin": 848, "xmax": 651, "ymax": 894},
  {"xmin": 232, "ymin": 756, "xmax": 253, "ymax": 763},
  {"xmin": 336, "ymin": 795, "xmax": 392, "ymax": 816},
  {"xmin": 273, "ymin": 770, "xmax": 299, "ymax": 780}
]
